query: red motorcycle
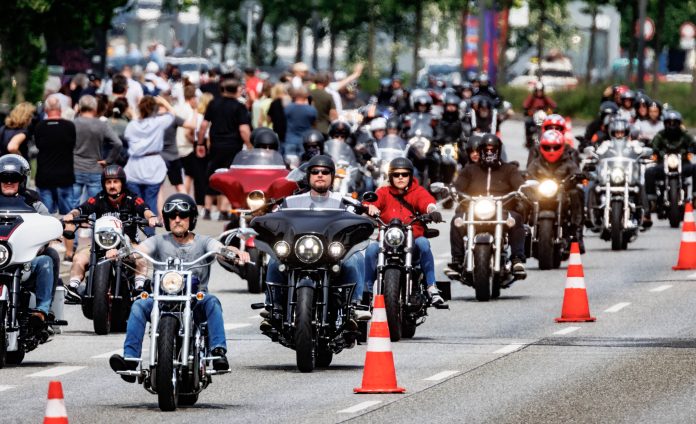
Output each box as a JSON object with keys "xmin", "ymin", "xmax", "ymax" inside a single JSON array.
[{"xmin": 209, "ymin": 149, "xmax": 297, "ymax": 293}]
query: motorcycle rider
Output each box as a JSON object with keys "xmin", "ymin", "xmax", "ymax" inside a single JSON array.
[
  {"xmin": 471, "ymin": 97, "xmax": 497, "ymax": 134},
  {"xmin": 434, "ymin": 93, "xmax": 465, "ymax": 184},
  {"xmin": 369, "ymin": 117, "xmax": 388, "ymax": 142},
  {"xmin": 617, "ymin": 90, "xmax": 636, "ymax": 123},
  {"xmin": 386, "ymin": 116, "xmax": 401, "ymax": 137},
  {"xmin": 644, "ymin": 110, "xmax": 696, "ymax": 223},
  {"xmin": 109, "ymin": 193, "xmax": 250, "ymax": 380},
  {"xmin": 472, "ymin": 73, "xmax": 502, "ymax": 108},
  {"xmin": 0, "ymin": 155, "xmax": 55, "ymax": 326},
  {"xmin": 583, "ymin": 101, "xmax": 619, "ymax": 149},
  {"xmin": 300, "ymin": 129, "xmax": 325, "ymax": 162},
  {"xmin": 632, "ymin": 100, "xmax": 663, "ymax": 144},
  {"xmin": 260, "ymin": 155, "xmax": 370, "ymax": 331},
  {"xmin": 527, "ymin": 130, "xmax": 585, "ymax": 252},
  {"xmin": 252, "ymin": 127, "xmax": 280, "ymax": 151},
  {"xmin": 450, "ymin": 134, "xmax": 528, "ymax": 278},
  {"xmin": 363, "ymin": 157, "xmax": 446, "ymax": 306},
  {"xmin": 522, "ymin": 81, "xmax": 556, "ymax": 137},
  {"xmin": 62, "ymin": 165, "xmax": 159, "ymax": 300}
]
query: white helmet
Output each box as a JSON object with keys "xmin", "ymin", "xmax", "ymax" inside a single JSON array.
[{"xmin": 370, "ymin": 117, "xmax": 387, "ymax": 132}]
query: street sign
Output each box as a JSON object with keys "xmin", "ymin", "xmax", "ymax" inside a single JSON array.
[
  {"xmin": 635, "ymin": 17, "xmax": 655, "ymax": 41},
  {"xmin": 680, "ymin": 22, "xmax": 696, "ymax": 39}
]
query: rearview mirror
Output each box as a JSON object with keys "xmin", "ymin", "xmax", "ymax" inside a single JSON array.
[
  {"xmin": 361, "ymin": 191, "xmax": 378, "ymax": 203},
  {"xmin": 429, "ymin": 182, "xmax": 447, "ymax": 193},
  {"xmin": 522, "ymin": 179, "xmax": 539, "ymax": 188}
]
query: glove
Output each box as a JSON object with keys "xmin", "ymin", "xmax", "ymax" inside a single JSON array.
[
  {"xmin": 62, "ymin": 229, "xmax": 75, "ymax": 240},
  {"xmin": 429, "ymin": 211, "xmax": 443, "ymax": 223}
]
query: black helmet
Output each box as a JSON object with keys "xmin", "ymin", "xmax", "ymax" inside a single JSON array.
[
  {"xmin": 388, "ymin": 157, "xmax": 415, "ymax": 174},
  {"xmin": 162, "ymin": 193, "xmax": 198, "ymax": 231},
  {"xmin": 599, "ymin": 101, "xmax": 619, "ymax": 117},
  {"xmin": 386, "ymin": 116, "xmax": 401, "ymax": 131},
  {"xmin": 477, "ymin": 133, "xmax": 502, "ymax": 168},
  {"xmin": 101, "ymin": 165, "xmax": 127, "ymax": 192},
  {"xmin": 444, "ymin": 93, "xmax": 461, "ymax": 107},
  {"xmin": 306, "ymin": 154, "xmax": 335, "ymax": 175},
  {"xmin": 664, "ymin": 110, "xmax": 682, "ymax": 133},
  {"xmin": 251, "ymin": 127, "xmax": 280, "ymax": 150},
  {"xmin": 0, "ymin": 154, "xmax": 30, "ymax": 194},
  {"xmin": 466, "ymin": 134, "xmax": 483, "ymax": 153},
  {"xmin": 302, "ymin": 129, "xmax": 325, "ymax": 147},
  {"xmin": 620, "ymin": 90, "xmax": 635, "ymax": 102},
  {"xmin": 479, "ymin": 73, "xmax": 490, "ymax": 86},
  {"xmin": 476, "ymin": 96, "xmax": 492, "ymax": 109},
  {"xmin": 466, "ymin": 70, "xmax": 479, "ymax": 83},
  {"xmin": 328, "ymin": 120, "xmax": 352, "ymax": 139},
  {"xmin": 608, "ymin": 119, "xmax": 629, "ymax": 139}
]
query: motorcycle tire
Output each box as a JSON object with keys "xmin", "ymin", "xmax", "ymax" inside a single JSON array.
[
  {"xmin": 81, "ymin": 297, "xmax": 93, "ymax": 320},
  {"xmin": 492, "ymin": 275, "xmax": 501, "ymax": 299},
  {"xmin": 178, "ymin": 393, "xmax": 199, "ymax": 407},
  {"xmin": 316, "ymin": 344, "xmax": 333, "ymax": 368},
  {"xmin": 6, "ymin": 349, "xmax": 24, "ymax": 365},
  {"xmin": 473, "ymin": 244, "xmax": 493, "ymax": 302},
  {"xmin": 0, "ymin": 302, "xmax": 6, "ymax": 368},
  {"xmin": 156, "ymin": 315, "xmax": 180, "ymax": 411},
  {"xmin": 294, "ymin": 286, "xmax": 316, "ymax": 373},
  {"xmin": 92, "ymin": 261, "xmax": 113, "ymax": 335},
  {"xmin": 401, "ymin": 319, "xmax": 417, "ymax": 339},
  {"xmin": 245, "ymin": 248, "xmax": 264, "ymax": 294},
  {"xmin": 383, "ymin": 268, "xmax": 402, "ymax": 342},
  {"xmin": 610, "ymin": 201, "xmax": 624, "ymax": 251},
  {"xmin": 536, "ymin": 219, "xmax": 555, "ymax": 270},
  {"xmin": 110, "ymin": 300, "xmax": 130, "ymax": 333},
  {"xmin": 668, "ymin": 178, "xmax": 683, "ymax": 228}
]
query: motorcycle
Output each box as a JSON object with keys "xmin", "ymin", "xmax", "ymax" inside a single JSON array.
[
  {"xmin": 249, "ymin": 198, "xmax": 373, "ymax": 372},
  {"xmin": 585, "ymin": 140, "xmax": 652, "ymax": 250},
  {"xmin": 525, "ymin": 109, "xmax": 549, "ymax": 148},
  {"xmin": 432, "ymin": 182, "xmax": 535, "ymax": 301},
  {"xmin": 208, "ymin": 148, "xmax": 293, "ymax": 293},
  {"xmin": 325, "ymin": 139, "xmax": 362, "ymax": 195},
  {"xmin": 72, "ymin": 214, "xmax": 152, "ymax": 335},
  {"xmin": 528, "ymin": 175, "xmax": 584, "ymax": 270},
  {"xmin": 372, "ymin": 135, "xmax": 408, "ymax": 187},
  {"xmin": 655, "ymin": 153, "xmax": 691, "ymax": 228},
  {"xmin": 371, "ymin": 213, "xmax": 449, "ymax": 342},
  {"xmin": 0, "ymin": 196, "xmax": 66, "ymax": 367},
  {"xmin": 113, "ymin": 240, "xmax": 238, "ymax": 411}
]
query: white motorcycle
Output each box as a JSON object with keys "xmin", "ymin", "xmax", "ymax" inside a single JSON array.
[{"xmin": 0, "ymin": 196, "xmax": 65, "ymax": 367}]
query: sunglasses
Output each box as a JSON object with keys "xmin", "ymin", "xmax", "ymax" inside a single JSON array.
[
  {"xmin": 309, "ymin": 169, "xmax": 331, "ymax": 176},
  {"xmin": 163, "ymin": 201, "xmax": 193, "ymax": 214},
  {"xmin": 541, "ymin": 145, "xmax": 562, "ymax": 151},
  {"xmin": 0, "ymin": 175, "xmax": 21, "ymax": 184},
  {"xmin": 390, "ymin": 172, "xmax": 411, "ymax": 178}
]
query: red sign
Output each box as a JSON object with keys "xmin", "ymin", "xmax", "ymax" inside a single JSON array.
[{"xmin": 635, "ymin": 18, "xmax": 655, "ymax": 41}]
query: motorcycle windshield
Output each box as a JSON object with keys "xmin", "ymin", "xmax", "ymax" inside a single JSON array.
[
  {"xmin": 325, "ymin": 139, "xmax": 358, "ymax": 167},
  {"xmin": 0, "ymin": 196, "xmax": 37, "ymax": 213},
  {"xmin": 376, "ymin": 136, "xmax": 407, "ymax": 163},
  {"xmin": 230, "ymin": 149, "xmax": 286, "ymax": 169},
  {"xmin": 407, "ymin": 116, "xmax": 434, "ymax": 138},
  {"xmin": 251, "ymin": 209, "xmax": 374, "ymax": 258},
  {"xmin": 598, "ymin": 140, "xmax": 642, "ymax": 185}
]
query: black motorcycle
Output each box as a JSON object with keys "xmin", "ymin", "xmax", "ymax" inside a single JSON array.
[
  {"xmin": 655, "ymin": 153, "xmax": 691, "ymax": 228},
  {"xmin": 250, "ymin": 201, "xmax": 373, "ymax": 372},
  {"xmin": 372, "ymin": 214, "xmax": 449, "ymax": 342}
]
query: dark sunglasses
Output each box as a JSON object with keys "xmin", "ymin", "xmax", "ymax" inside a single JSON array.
[
  {"xmin": 0, "ymin": 175, "xmax": 22, "ymax": 183},
  {"xmin": 541, "ymin": 145, "xmax": 562, "ymax": 151},
  {"xmin": 309, "ymin": 169, "xmax": 331, "ymax": 176},
  {"xmin": 390, "ymin": 172, "xmax": 411, "ymax": 178},
  {"xmin": 163, "ymin": 201, "xmax": 193, "ymax": 214}
]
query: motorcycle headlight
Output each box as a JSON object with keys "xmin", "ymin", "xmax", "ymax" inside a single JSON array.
[
  {"xmin": 537, "ymin": 180, "xmax": 559, "ymax": 198},
  {"xmin": 666, "ymin": 154, "xmax": 680, "ymax": 170},
  {"xmin": 473, "ymin": 199, "xmax": 496, "ymax": 220},
  {"xmin": 274, "ymin": 241, "xmax": 291, "ymax": 259},
  {"xmin": 384, "ymin": 227, "xmax": 405, "ymax": 247},
  {"xmin": 610, "ymin": 167, "xmax": 625, "ymax": 184},
  {"xmin": 95, "ymin": 231, "xmax": 120, "ymax": 250},
  {"xmin": 0, "ymin": 244, "xmax": 10, "ymax": 267},
  {"xmin": 246, "ymin": 190, "xmax": 265, "ymax": 211},
  {"xmin": 327, "ymin": 242, "xmax": 345, "ymax": 259},
  {"xmin": 161, "ymin": 272, "xmax": 184, "ymax": 294},
  {"xmin": 294, "ymin": 235, "xmax": 323, "ymax": 263}
]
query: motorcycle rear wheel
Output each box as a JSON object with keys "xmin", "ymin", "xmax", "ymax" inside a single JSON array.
[
  {"xmin": 92, "ymin": 261, "xmax": 113, "ymax": 335},
  {"xmin": 178, "ymin": 393, "xmax": 199, "ymax": 406},
  {"xmin": 668, "ymin": 178, "xmax": 683, "ymax": 228},
  {"xmin": 536, "ymin": 219, "xmax": 555, "ymax": 270},
  {"xmin": 473, "ymin": 244, "xmax": 493, "ymax": 302},
  {"xmin": 156, "ymin": 315, "xmax": 180, "ymax": 411},
  {"xmin": 294, "ymin": 287, "xmax": 316, "ymax": 373},
  {"xmin": 383, "ymin": 268, "xmax": 402, "ymax": 342},
  {"xmin": 316, "ymin": 344, "xmax": 333, "ymax": 368},
  {"xmin": 610, "ymin": 201, "xmax": 624, "ymax": 251}
]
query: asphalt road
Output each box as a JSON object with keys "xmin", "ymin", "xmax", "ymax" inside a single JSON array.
[{"xmin": 2, "ymin": 120, "xmax": 696, "ymax": 423}]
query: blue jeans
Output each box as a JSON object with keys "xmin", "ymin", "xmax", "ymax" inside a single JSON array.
[
  {"xmin": 73, "ymin": 172, "xmax": 102, "ymax": 205},
  {"xmin": 364, "ymin": 237, "xmax": 437, "ymax": 290},
  {"xmin": 38, "ymin": 186, "xmax": 75, "ymax": 214},
  {"xmin": 123, "ymin": 294, "xmax": 227, "ymax": 358},
  {"xmin": 127, "ymin": 182, "xmax": 161, "ymax": 237},
  {"xmin": 266, "ymin": 252, "xmax": 365, "ymax": 304},
  {"xmin": 27, "ymin": 256, "xmax": 54, "ymax": 315}
]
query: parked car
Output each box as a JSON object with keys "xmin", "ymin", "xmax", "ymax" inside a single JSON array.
[{"xmin": 508, "ymin": 58, "xmax": 579, "ymax": 92}]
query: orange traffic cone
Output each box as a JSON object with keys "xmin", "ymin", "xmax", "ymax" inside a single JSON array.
[
  {"xmin": 354, "ymin": 295, "xmax": 405, "ymax": 394},
  {"xmin": 673, "ymin": 203, "xmax": 696, "ymax": 270},
  {"xmin": 44, "ymin": 381, "xmax": 68, "ymax": 424},
  {"xmin": 556, "ymin": 242, "xmax": 596, "ymax": 323}
]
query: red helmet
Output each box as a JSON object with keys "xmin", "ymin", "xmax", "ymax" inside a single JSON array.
[
  {"xmin": 539, "ymin": 130, "xmax": 565, "ymax": 163},
  {"xmin": 541, "ymin": 114, "xmax": 566, "ymax": 133}
]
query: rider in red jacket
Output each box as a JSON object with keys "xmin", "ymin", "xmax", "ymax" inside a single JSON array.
[{"xmin": 363, "ymin": 157, "xmax": 446, "ymax": 305}]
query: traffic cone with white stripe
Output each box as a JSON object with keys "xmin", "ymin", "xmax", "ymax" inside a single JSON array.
[
  {"xmin": 43, "ymin": 381, "xmax": 68, "ymax": 424},
  {"xmin": 354, "ymin": 295, "xmax": 405, "ymax": 394},
  {"xmin": 555, "ymin": 242, "xmax": 596, "ymax": 323},
  {"xmin": 673, "ymin": 203, "xmax": 696, "ymax": 270}
]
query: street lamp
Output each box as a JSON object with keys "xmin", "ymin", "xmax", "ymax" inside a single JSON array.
[{"xmin": 240, "ymin": 0, "xmax": 263, "ymax": 66}]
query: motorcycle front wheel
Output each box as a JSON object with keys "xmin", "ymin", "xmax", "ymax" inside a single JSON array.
[
  {"xmin": 92, "ymin": 261, "xmax": 113, "ymax": 335},
  {"xmin": 294, "ymin": 287, "xmax": 316, "ymax": 373},
  {"xmin": 610, "ymin": 201, "xmax": 624, "ymax": 251},
  {"xmin": 473, "ymin": 244, "xmax": 493, "ymax": 301},
  {"xmin": 383, "ymin": 268, "xmax": 402, "ymax": 342},
  {"xmin": 156, "ymin": 315, "xmax": 180, "ymax": 411},
  {"xmin": 536, "ymin": 219, "xmax": 555, "ymax": 270},
  {"xmin": 668, "ymin": 178, "xmax": 683, "ymax": 228}
]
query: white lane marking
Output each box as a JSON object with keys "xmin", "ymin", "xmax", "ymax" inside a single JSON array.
[
  {"xmin": 650, "ymin": 285, "xmax": 673, "ymax": 293},
  {"xmin": 424, "ymin": 370, "xmax": 459, "ymax": 381},
  {"xmin": 604, "ymin": 302, "xmax": 630, "ymax": 313},
  {"xmin": 27, "ymin": 366, "xmax": 85, "ymax": 378},
  {"xmin": 493, "ymin": 343, "xmax": 525, "ymax": 354},
  {"xmin": 0, "ymin": 385, "xmax": 14, "ymax": 392},
  {"xmin": 688, "ymin": 272, "xmax": 696, "ymax": 279},
  {"xmin": 224, "ymin": 323, "xmax": 251, "ymax": 330},
  {"xmin": 338, "ymin": 401, "xmax": 382, "ymax": 414},
  {"xmin": 248, "ymin": 315, "xmax": 263, "ymax": 320},
  {"xmin": 91, "ymin": 349, "xmax": 122, "ymax": 359},
  {"xmin": 554, "ymin": 326, "xmax": 581, "ymax": 335}
]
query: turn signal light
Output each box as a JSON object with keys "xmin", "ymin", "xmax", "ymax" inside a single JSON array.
[
  {"xmin": 140, "ymin": 292, "xmax": 149, "ymax": 300},
  {"xmin": 196, "ymin": 292, "xmax": 205, "ymax": 301}
]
